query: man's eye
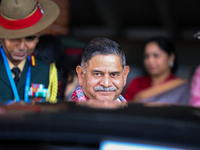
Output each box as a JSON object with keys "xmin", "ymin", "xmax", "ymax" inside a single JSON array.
[
  {"xmin": 25, "ymin": 36, "xmax": 37, "ymax": 41},
  {"xmin": 111, "ymin": 73, "xmax": 117, "ymax": 77},
  {"xmin": 94, "ymin": 73, "xmax": 101, "ymax": 76}
]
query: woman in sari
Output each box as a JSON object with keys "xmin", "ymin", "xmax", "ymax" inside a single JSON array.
[{"xmin": 123, "ymin": 36, "xmax": 190, "ymax": 104}]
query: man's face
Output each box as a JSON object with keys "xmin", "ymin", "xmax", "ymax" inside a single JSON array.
[
  {"xmin": 2, "ymin": 34, "xmax": 39, "ymax": 65},
  {"xmin": 77, "ymin": 54, "xmax": 129, "ymax": 102}
]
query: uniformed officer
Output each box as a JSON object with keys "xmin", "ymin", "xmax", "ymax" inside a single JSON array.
[{"xmin": 0, "ymin": 0, "xmax": 60, "ymax": 103}]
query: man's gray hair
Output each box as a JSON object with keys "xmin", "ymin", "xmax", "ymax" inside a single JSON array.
[{"xmin": 81, "ymin": 37, "xmax": 126, "ymax": 71}]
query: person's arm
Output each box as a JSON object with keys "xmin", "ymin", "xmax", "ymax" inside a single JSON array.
[{"xmin": 189, "ymin": 66, "xmax": 200, "ymax": 107}]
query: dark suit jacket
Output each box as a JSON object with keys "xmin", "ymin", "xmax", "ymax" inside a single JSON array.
[{"xmin": 0, "ymin": 53, "xmax": 50, "ymax": 102}]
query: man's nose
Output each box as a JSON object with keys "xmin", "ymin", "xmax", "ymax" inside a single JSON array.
[
  {"xmin": 100, "ymin": 75, "xmax": 112, "ymax": 87},
  {"xmin": 18, "ymin": 38, "xmax": 26, "ymax": 50}
]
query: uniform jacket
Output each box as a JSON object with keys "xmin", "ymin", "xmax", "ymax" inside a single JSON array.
[{"xmin": 0, "ymin": 52, "xmax": 50, "ymax": 102}]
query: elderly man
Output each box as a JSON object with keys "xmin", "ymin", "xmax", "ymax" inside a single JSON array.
[
  {"xmin": 71, "ymin": 37, "xmax": 130, "ymax": 107},
  {"xmin": 0, "ymin": 0, "xmax": 59, "ymax": 103}
]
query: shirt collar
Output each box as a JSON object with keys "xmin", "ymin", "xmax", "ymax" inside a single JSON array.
[{"xmin": 7, "ymin": 57, "xmax": 26, "ymax": 72}]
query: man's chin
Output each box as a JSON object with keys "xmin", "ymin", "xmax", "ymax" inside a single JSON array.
[
  {"xmin": 95, "ymin": 95, "xmax": 116, "ymax": 102},
  {"xmin": 13, "ymin": 56, "xmax": 27, "ymax": 62}
]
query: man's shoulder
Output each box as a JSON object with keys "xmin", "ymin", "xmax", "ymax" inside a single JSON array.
[
  {"xmin": 31, "ymin": 56, "xmax": 50, "ymax": 74},
  {"xmin": 30, "ymin": 56, "xmax": 50, "ymax": 83},
  {"xmin": 34, "ymin": 56, "xmax": 50, "ymax": 68}
]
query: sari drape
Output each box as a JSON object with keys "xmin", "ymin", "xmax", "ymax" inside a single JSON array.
[{"xmin": 135, "ymin": 83, "xmax": 190, "ymax": 105}]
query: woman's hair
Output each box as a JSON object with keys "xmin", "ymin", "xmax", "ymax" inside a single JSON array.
[{"xmin": 143, "ymin": 36, "xmax": 178, "ymax": 73}]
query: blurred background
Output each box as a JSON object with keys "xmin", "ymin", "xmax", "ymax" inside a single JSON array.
[
  {"xmin": 43, "ymin": 0, "xmax": 200, "ymax": 80},
  {"xmin": 34, "ymin": 0, "xmax": 200, "ymax": 81}
]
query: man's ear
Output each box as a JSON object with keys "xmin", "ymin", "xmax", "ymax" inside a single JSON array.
[
  {"xmin": 76, "ymin": 65, "xmax": 84, "ymax": 86},
  {"xmin": 35, "ymin": 32, "xmax": 40, "ymax": 44},
  {"xmin": 123, "ymin": 65, "xmax": 130, "ymax": 86}
]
